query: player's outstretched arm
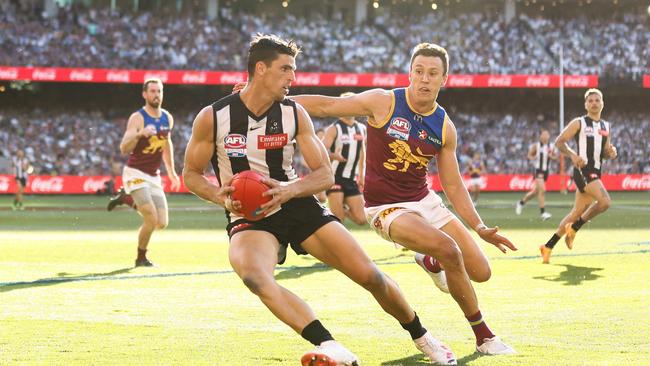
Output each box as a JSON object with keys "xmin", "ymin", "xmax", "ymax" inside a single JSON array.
[
  {"xmin": 259, "ymin": 104, "xmax": 333, "ymax": 215},
  {"xmin": 292, "ymin": 89, "xmax": 391, "ymax": 120},
  {"xmin": 183, "ymin": 106, "xmax": 236, "ymax": 209},
  {"xmin": 555, "ymin": 119, "xmax": 586, "ymax": 168},
  {"xmin": 120, "ymin": 112, "xmax": 147, "ymax": 155},
  {"xmin": 437, "ymin": 117, "xmax": 517, "ymax": 253}
]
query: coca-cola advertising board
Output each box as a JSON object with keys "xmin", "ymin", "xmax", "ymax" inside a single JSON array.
[
  {"xmin": 0, "ymin": 174, "xmax": 648, "ymax": 194},
  {"xmin": 0, "ymin": 66, "xmax": 598, "ymax": 88}
]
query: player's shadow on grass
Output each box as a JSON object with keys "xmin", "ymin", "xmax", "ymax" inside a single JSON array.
[
  {"xmin": 533, "ymin": 264, "xmax": 604, "ymax": 286},
  {"xmin": 381, "ymin": 352, "xmax": 480, "ymax": 366},
  {"xmin": 0, "ymin": 267, "xmax": 133, "ymax": 293},
  {"xmin": 275, "ymin": 252, "xmax": 411, "ymax": 281}
]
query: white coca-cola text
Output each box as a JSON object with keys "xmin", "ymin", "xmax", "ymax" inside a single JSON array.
[
  {"xmin": 622, "ymin": 176, "xmax": 650, "ymax": 190},
  {"xmin": 509, "ymin": 176, "xmax": 535, "ymax": 190},
  {"xmin": 30, "ymin": 177, "xmax": 64, "ymax": 193}
]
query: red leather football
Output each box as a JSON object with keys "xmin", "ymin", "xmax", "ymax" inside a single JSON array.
[{"xmin": 230, "ymin": 170, "xmax": 272, "ymax": 221}]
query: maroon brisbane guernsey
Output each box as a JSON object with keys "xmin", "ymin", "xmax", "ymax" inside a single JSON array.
[
  {"xmin": 364, "ymin": 88, "xmax": 447, "ymax": 207},
  {"xmin": 126, "ymin": 108, "xmax": 171, "ymax": 176}
]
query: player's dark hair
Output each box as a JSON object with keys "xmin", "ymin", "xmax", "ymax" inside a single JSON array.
[
  {"xmin": 410, "ymin": 43, "xmax": 449, "ymax": 75},
  {"xmin": 143, "ymin": 78, "xmax": 162, "ymax": 92},
  {"xmin": 247, "ymin": 34, "xmax": 300, "ymax": 78}
]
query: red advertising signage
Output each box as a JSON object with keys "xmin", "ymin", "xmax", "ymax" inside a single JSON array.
[
  {"xmin": 1, "ymin": 174, "xmax": 648, "ymax": 194},
  {"xmin": 644, "ymin": 75, "xmax": 650, "ymax": 88},
  {"xmin": 0, "ymin": 66, "xmax": 598, "ymax": 88}
]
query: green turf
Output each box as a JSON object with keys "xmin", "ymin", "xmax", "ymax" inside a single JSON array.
[{"xmin": 1, "ymin": 193, "xmax": 649, "ymax": 365}]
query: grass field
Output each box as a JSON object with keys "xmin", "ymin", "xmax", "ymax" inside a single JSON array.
[{"xmin": 1, "ymin": 192, "xmax": 649, "ymax": 365}]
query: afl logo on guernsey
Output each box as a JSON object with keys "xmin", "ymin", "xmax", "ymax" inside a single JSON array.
[
  {"xmin": 387, "ymin": 117, "xmax": 411, "ymax": 141},
  {"xmin": 224, "ymin": 134, "xmax": 247, "ymax": 157}
]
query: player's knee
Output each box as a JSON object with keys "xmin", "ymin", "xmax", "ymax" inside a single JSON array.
[
  {"xmin": 471, "ymin": 266, "xmax": 492, "ymax": 283},
  {"xmin": 351, "ymin": 215, "xmax": 367, "ymax": 226},
  {"xmin": 598, "ymin": 198, "xmax": 611, "ymax": 212},
  {"xmin": 437, "ymin": 241, "xmax": 463, "ymax": 270},
  {"xmin": 241, "ymin": 275, "xmax": 273, "ymax": 296},
  {"xmin": 356, "ymin": 266, "xmax": 386, "ymax": 292},
  {"xmin": 155, "ymin": 221, "xmax": 168, "ymax": 230}
]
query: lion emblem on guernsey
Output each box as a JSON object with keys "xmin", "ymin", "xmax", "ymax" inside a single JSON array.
[
  {"xmin": 383, "ymin": 140, "xmax": 434, "ymax": 172},
  {"xmin": 142, "ymin": 135, "xmax": 167, "ymax": 154}
]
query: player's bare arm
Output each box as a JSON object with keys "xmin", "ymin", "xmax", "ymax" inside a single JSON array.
[
  {"xmin": 527, "ymin": 144, "xmax": 537, "ymax": 160},
  {"xmin": 120, "ymin": 112, "xmax": 151, "ymax": 154},
  {"xmin": 555, "ymin": 118, "xmax": 586, "ymax": 168},
  {"xmin": 603, "ymin": 132, "xmax": 618, "ymax": 160},
  {"xmin": 322, "ymin": 124, "xmax": 346, "ymax": 162},
  {"xmin": 183, "ymin": 106, "xmax": 237, "ymax": 211},
  {"xmin": 161, "ymin": 113, "xmax": 181, "ymax": 190},
  {"xmin": 259, "ymin": 104, "xmax": 333, "ymax": 215},
  {"xmin": 292, "ymin": 88, "xmax": 392, "ymax": 122},
  {"xmin": 357, "ymin": 134, "xmax": 366, "ymax": 191},
  {"xmin": 437, "ymin": 117, "xmax": 517, "ymax": 253}
]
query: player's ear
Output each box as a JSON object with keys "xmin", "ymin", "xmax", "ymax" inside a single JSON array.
[
  {"xmin": 441, "ymin": 73, "xmax": 448, "ymax": 87},
  {"xmin": 255, "ymin": 61, "xmax": 267, "ymax": 77}
]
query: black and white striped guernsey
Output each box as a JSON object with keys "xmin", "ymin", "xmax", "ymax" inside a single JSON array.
[
  {"xmin": 329, "ymin": 120, "xmax": 366, "ymax": 180},
  {"xmin": 13, "ymin": 157, "xmax": 28, "ymax": 179},
  {"xmin": 574, "ymin": 116, "xmax": 611, "ymax": 172},
  {"xmin": 210, "ymin": 93, "xmax": 299, "ymax": 187},
  {"xmin": 535, "ymin": 142, "xmax": 552, "ymax": 172}
]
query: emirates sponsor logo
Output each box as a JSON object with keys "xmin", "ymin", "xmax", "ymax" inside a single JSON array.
[
  {"xmin": 107, "ymin": 70, "xmax": 130, "ymax": 82},
  {"xmin": 257, "ymin": 133, "xmax": 288, "ymax": 149},
  {"xmin": 83, "ymin": 177, "xmax": 108, "ymax": 192},
  {"xmin": 487, "ymin": 76, "xmax": 512, "ymax": 87},
  {"xmin": 69, "ymin": 69, "xmax": 94, "ymax": 81},
  {"xmin": 622, "ymin": 176, "xmax": 650, "ymax": 190},
  {"xmin": 181, "ymin": 72, "xmax": 207, "ymax": 84},
  {"xmin": 525, "ymin": 75, "xmax": 550, "ymax": 87},
  {"xmin": 32, "ymin": 68, "xmax": 57, "ymax": 80},
  {"xmin": 31, "ymin": 177, "xmax": 64, "ymax": 192},
  {"xmin": 0, "ymin": 176, "xmax": 10, "ymax": 192},
  {"xmin": 295, "ymin": 73, "xmax": 320, "ymax": 85},
  {"xmin": 372, "ymin": 74, "xmax": 397, "ymax": 86},
  {"xmin": 564, "ymin": 76, "xmax": 590, "ymax": 87},
  {"xmin": 509, "ymin": 176, "xmax": 535, "ymax": 190},
  {"xmin": 219, "ymin": 72, "xmax": 246, "ymax": 84},
  {"xmin": 144, "ymin": 71, "xmax": 169, "ymax": 82},
  {"xmin": 447, "ymin": 75, "xmax": 474, "ymax": 87},
  {"xmin": 334, "ymin": 74, "xmax": 359, "ymax": 86},
  {"xmin": 0, "ymin": 67, "xmax": 19, "ymax": 79}
]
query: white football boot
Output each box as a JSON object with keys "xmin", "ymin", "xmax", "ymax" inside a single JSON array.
[
  {"xmin": 476, "ymin": 336, "xmax": 517, "ymax": 355},
  {"xmin": 301, "ymin": 340, "xmax": 360, "ymax": 366},
  {"xmin": 415, "ymin": 253, "xmax": 449, "ymax": 293},
  {"xmin": 413, "ymin": 332, "xmax": 457, "ymax": 365},
  {"xmin": 540, "ymin": 212, "xmax": 552, "ymax": 221},
  {"xmin": 515, "ymin": 201, "xmax": 523, "ymax": 215}
]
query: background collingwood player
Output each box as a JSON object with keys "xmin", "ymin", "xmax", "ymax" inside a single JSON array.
[
  {"xmin": 322, "ymin": 92, "xmax": 367, "ymax": 225},
  {"xmin": 12, "ymin": 149, "xmax": 32, "ymax": 211},
  {"xmin": 516, "ymin": 129, "xmax": 557, "ymax": 220},
  {"xmin": 540, "ymin": 88, "xmax": 617, "ymax": 264}
]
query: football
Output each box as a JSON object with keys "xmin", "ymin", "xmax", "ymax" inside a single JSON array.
[{"xmin": 230, "ymin": 170, "xmax": 272, "ymax": 221}]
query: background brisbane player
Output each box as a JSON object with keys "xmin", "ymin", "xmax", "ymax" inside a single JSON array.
[{"xmin": 113, "ymin": 78, "xmax": 180, "ymax": 267}]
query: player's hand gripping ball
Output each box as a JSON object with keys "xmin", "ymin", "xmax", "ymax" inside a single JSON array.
[{"xmin": 230, "ymin": 170, "xmax": 272, "ymax": 221}]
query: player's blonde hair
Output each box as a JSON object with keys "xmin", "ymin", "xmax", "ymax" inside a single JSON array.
[
  {"xmin": 409, "ymin": 43, "xmax": 449, "ymax": 75},
  {"xmin": 340, "ymin": 91, "xmax": 355, "ymax": 97},
  {"xmin": 584, "ymin": 88, "xmax": 603, "ymax": 100}
]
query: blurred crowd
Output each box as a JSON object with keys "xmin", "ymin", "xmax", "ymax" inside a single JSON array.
[
  {"xmin": 1, "ymin": 108, "xmax": 647, "ymax": 177},
  {"xmin": 1, "ymin": 1, "xmax": 648, "ymax": 77}
]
